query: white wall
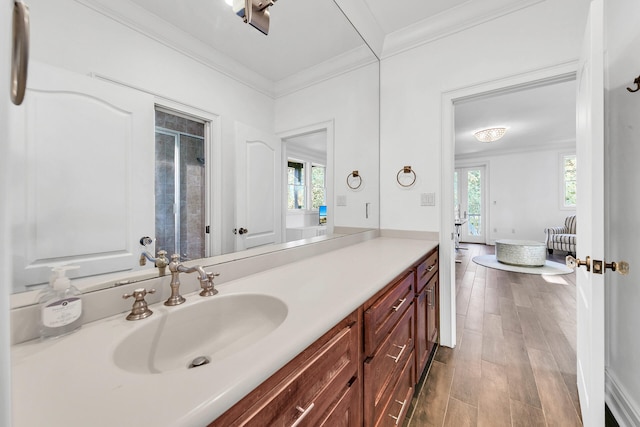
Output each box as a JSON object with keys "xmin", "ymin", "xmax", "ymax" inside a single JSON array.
[
  {"xmin": 379, "ymin": 0, "xmax": 589, "ymax": 232},
  {"xmin": 456, "ymin": 147, "xmax": 576, "ymax": 244},
  {"xmin": 275, "ymin": 62, "xmax": 380, "ymax": 229},
  {"xmin": 29, "ymin": 0, "xmax": 274, "ymax": 255},
  {"xmin": 604, "ymin": 0, "xmax": 640, "ymax": 423},
  {"xmin": 1, "ymin": 0, "xmax": 12, "ymax": 423}
]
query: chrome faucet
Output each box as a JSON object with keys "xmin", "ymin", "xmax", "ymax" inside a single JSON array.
[
  {"xmin": 139, "ymin": 249, "xmax": 169, "ymax": 276},
  {"xmin": 164, "ymin": 254, "xmax": 219, "ymax": 306}
]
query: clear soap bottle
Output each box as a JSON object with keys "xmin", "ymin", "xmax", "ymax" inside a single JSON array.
[{"xmin": 39, "ymin": 266, "xmax": 83, "ymax": 339}]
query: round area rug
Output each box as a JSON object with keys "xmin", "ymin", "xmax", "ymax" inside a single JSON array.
[{"xmin": 472, "ymin": 254, "xmax": 573, "ymax": 275}]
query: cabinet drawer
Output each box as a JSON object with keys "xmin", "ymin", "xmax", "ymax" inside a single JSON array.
[
  {"xmin": 316, "ymin": 375, "xmax": 360, "ymax": 427},
  {"xmin": 376, "ymin": 350, "xmax": 415, "ymax": 427},
  {"xmin": 415, "ymin": 249, "xmax": 438, "ymax": 293},
  {"xmin": 364, "ymin": 304, "xmax": 414, "ymax": 427},
  {"xmin": 211, "ymin": 314, "xmax": 359, "ymax": 427},
  {"xmin": 364, "ymin": 271, "xmax": 414, "ymax": 355}
]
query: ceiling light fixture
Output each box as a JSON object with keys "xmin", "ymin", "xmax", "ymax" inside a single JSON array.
[
  {"xmin": 473, "ymin": 127, "xmax": 507, "ymax": 143},
  {"xmin": 233, "ymin": 0, "xmax": 278, "ymax": 35}
]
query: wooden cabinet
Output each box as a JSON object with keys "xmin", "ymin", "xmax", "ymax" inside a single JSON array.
[
  {"xmin": 209, "ymin": 310, "xmax": 361, "ymax": 427},
  {"xmin": 414, "ymin": 247, "xmax": 439, "ymax": 379},
  {"xmin": 210, "ymin": 245, "xmax": 439, "ymax": 427},
  {"xmin": 363, "ymin": 271, "xmax": 415, "ymax": 427}
]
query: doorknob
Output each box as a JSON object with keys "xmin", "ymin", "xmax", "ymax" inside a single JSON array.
[
  {"xmin": 233, "ymin": 227, "xmax": 248, "ymax": 235},
  {"xmin": 567, "ymin": 255, "xmax": 630, "ymax": 275},
  {"xmin": 592, "ymin": 259, "xmax": 630, "ymax": 275},
  {"xmin": 566, "ymin": 255, "xmax": 591, "ymax": 272}
]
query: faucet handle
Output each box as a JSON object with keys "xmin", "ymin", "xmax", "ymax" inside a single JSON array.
[
  {"xmin": 122, "ymin": 288, "xmax": 156, "ymax": 320},
  {"xmin": 199, "ymin": 272, "xmax": 220, "ymax": 297}
]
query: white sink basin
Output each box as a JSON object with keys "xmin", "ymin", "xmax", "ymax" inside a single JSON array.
[{"xmin": 113, "ymin": 293, "xmax": 288, "ymax": 374}]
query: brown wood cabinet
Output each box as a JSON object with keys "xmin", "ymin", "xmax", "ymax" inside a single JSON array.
[
  {"xmin": 414, "ymin": 247, "xmax": 439, "ymax": 379},
  {"xmin": 209, "ymin": 310, "xmax": 361, "ymax": 427},
  {"xmin": 363, "ymin": 271, "xmax": 415, "ymax": 427},
  {"xmin": 209, "ymin": 246, "xmax": 439, "ymax": 427}
]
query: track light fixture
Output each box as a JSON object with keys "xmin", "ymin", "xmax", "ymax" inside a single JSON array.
[{"xmin": 233, "ymin": 0, "xmax": 278, "ymax": 35}]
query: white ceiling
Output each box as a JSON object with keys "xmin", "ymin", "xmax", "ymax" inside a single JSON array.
[
  {"xmin": 119, "ymin": 0, "xmax": 575, "ymax": 158},
  {"xmin": 125, "ymin": 0, "xmax": 367, "ymax": 82},
  {"xmin": 122, "ymin": 0, "xmax": 536, "ymax": 82},
  {"xmin": 454, "ymin": 79, "xmax": 577, "ymax": 157}
]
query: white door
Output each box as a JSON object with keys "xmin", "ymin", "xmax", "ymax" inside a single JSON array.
[
  {"xmin": 575, "ymin": 0, "xmax": 605, "ymax": 424},
  {"xmin": 454, "ymin": 166, "xmax": 486, "ymax": 244},
  {"xmin": 235, "ymin": 122, "xmax": 282, "ymax": 250},
  {"xmin": 9, "ymin": 62, "xmax": 155, "ymax": 289}
]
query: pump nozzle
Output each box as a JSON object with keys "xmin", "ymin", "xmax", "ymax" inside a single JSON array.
[{"xmin": 49, "ymin": 265, "xmax": 80, "ymax": 290}]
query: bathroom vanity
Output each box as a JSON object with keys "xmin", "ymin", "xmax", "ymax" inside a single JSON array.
[{"xmin": 11, "ymin": 237, "xmax": 439, "ymax": 427}]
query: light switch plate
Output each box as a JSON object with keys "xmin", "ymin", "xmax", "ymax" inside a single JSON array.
[
  {"xmin": 336, "ymin": 195, "xmax": 347, "ymax": 206},
  {"xmin": 420, "ymin": 192, "xmax": 435, "ymax": 206}
]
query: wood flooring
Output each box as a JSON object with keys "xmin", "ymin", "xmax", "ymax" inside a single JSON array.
[{"xmin": 404, "ymin": 244, "xmax": 582, "ymax": 427}]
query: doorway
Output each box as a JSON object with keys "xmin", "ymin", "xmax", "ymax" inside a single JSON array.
[
  {"xmin": 454, "ymin": 165, "xmax": 486, "ymax": 244},
  {"xmin": 154, "ymin": 108, "xmax": 208, "ymax": 260}
]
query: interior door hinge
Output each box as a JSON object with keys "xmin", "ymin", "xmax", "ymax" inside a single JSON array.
[{"xmin": 205, "ymin": 225, "xmax": 210, "ymax": 234}]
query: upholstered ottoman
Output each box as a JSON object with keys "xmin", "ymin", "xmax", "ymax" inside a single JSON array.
[{"xmin": 495, "ymin": 239, "xmax": 547, "ymax": 267}]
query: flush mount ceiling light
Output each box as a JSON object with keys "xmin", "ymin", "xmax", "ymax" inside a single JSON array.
[
  {"xmin": 473, "ymin": 127, "xmax": 507, "ymax": 143},
  {"xmin": 233, "ymin": 0, "xmax": 278, "ymax": 35}
]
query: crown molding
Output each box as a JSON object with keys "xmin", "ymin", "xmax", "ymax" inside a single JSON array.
[
  {"xmin": 74, "ymin": 0, "xmax": 276, "ymax": 97},
  {"xmin": 333, "ymin": 0, "xmax": 385, "ymax": 58},
  {"xmin": 382, "ymin": 0, "xmax": 546, "ymax": 59},
  {"xmin": 274, "ymin": 45, "xmax": 378, "ymax": 98}
]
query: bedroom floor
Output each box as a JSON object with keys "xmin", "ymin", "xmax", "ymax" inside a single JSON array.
[{"xmin": 404, "ymin": 243, "xmax": 581, "ymax": 427}]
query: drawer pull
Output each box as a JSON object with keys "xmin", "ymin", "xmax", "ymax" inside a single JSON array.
[
  {"xmin": 386, "ymin": 344, "xmax": 407, "ymax": 363},
  {"xmin": 427, "ymin": 264, "xmax": 436, "ymax": 272},
  {"xmin": 291, "ymin": 403, "xmax": 315, "ymax": 427},
  {"xmin": 388, "ymin": 399, "xmax": 408, "ymax": 425},
  {"xmin": 391, "ymin": 298, "xmax": 407, "ymax": 312},
  {"xmin": 427, "ymin": 288, "xmax": 433, "ymax": 307}
]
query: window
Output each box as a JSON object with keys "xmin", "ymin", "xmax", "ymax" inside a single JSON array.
[
  {"xmin": 288, "ymin": 161, "xmax": 305, "ymax": 209},
  {"xmin": 563, "ymin": 154, "xmax": 577, "ymax": 208},
  {"xmin": 311, "ymin": 165, "xmax": 326, "ymax": 209},
  {"xmin": 287, "ymin": 160, "xmax": 326, "ymax": 211}
]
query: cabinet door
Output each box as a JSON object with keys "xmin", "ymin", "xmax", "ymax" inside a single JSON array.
[
  {"xmin": 415, "ymin": 286, "xmax": 428, "ymax": 377},
  {"xmin": 426, "ymin": 277, "xmax": 439, "ymax": 354}
]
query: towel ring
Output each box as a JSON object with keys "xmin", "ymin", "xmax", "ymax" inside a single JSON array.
[
  {"xmin": 11, "ymin": 0, "xmax": 30, "ymax": 106},
  {"xmin": 346, "ymin": 170, "xmax": 362, "ymax": 190},
  {"xmin": 396, "ymin": 166, "xmax": 416, "ymax": 187}
]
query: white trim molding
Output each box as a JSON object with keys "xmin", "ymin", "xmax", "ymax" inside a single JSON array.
[
  {"xmin": 606, "ymin": 369, "xmax": 640, "ymax": 427},
  {"xmin": 382, "ymin": 0, "xmax": 546, "ymax": 59}
]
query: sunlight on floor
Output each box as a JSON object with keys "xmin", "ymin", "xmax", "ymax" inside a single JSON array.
[{"xmin": 542, "ymin": 274, "xmax": 569, "ymax": 285}]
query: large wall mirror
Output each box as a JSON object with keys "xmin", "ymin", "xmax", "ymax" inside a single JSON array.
[{"xmin": 9, "ymin": 0, "xmax": 380, "ymax": 296}]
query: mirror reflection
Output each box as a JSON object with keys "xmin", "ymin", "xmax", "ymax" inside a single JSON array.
[{"xmin": 9, "ymin": 0, "xmax": 380, "ymax": 295}]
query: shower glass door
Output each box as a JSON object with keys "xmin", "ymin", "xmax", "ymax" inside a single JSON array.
[{"xmin": 155, "ymin": 110, "xmax": 206, "ymax": 260}]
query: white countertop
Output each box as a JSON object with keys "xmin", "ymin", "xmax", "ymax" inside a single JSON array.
[{"xmin": 11, "ymin": 237, "xmax": 437, "ymax": 427}]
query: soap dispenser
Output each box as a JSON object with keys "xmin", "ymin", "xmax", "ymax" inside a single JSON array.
[{"xmin": 39, "ymin": 266, "xmax": 83, "ymax": 339}]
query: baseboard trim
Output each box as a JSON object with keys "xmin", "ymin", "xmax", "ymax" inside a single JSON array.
[{"xmin": 606, "ymin": 369, "xmax": 640, "ymax": 427}]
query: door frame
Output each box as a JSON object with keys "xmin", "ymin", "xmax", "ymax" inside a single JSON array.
[
  {"xmin": 440, "ymin": 62, "xmax": 578, "ymax": 348},
  {"xmin": 91, "ymin": 73, "xmax": 223, "ymax": 257},
  {"xmin": 277, "ymin": 120, "xmax": 335, "ymax": 236}
]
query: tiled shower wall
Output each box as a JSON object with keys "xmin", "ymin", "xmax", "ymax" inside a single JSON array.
[{"xmin": 155, "ymin": 110, "xmax": 205, "ymax": 260}]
